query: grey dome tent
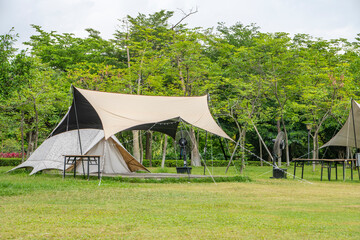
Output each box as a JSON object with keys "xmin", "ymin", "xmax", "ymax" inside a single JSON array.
[{"xmin": 9, "ymin": 129, "xmax": 148, "ymax": 175}]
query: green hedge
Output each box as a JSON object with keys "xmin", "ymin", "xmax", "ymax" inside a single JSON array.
[
  {"xmin": 0, "ymin": 158, "xmax": 22, "ymax": 166},
  {"xmin": 0, "ymin": 158, "xmax": 276, "ymax": 168},
  {"xmin": 141, "ymin": 159, "xmax": 265, "ymax": 167}
]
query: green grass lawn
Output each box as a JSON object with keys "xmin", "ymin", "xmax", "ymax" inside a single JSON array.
[{"xmin": 1, "ymin": 164, "xmax": 360, "ymax": 239}]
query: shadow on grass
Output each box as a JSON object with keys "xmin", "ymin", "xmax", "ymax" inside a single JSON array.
[{"xmin": 109, "ymin": 175, "xmax": 251, "ymax": 184}]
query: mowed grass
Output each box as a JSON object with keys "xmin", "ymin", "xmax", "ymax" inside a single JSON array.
[{"xmin": 1, "ymin": 164, "xmax": 360, "ymax": 239}]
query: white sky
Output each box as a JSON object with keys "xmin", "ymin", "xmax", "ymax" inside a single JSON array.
[{"xmin": 1, "ymin": 0, "xmax": 359, "ymax": 50}]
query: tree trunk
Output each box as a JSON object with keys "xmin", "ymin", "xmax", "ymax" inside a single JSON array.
[
  {"xmin": 21, "ymin": 109, "xmax": 25, "ymax": 162},
  {"xmin": 145, "ymin": 131, "xmax": 152, "ymax": 167},
  {"xmin": 139, "ymin": 130, "xmax": 143, "ymax": 164},
  {"xmin": 284, "ymin": 132, "xmax": 289, "ymax": 167},
  {"xmin": 137, "ymin": 73, "xmax": 142, "ymax": 95},
  {"xmin": 277, "ymin": 119, "xmax": 281, "ymax": 133},
  {"xmin": 312, "ymin": 132, "xmax": 318, "ymax": 172},
  {"xmin": 177, "ymin": 58, "xmax": 186, "ymax": 95},
  {"xmin": 281, "ymin": 117, "xmax": 290, "ymax": 166},
  {"xmin": 27, "ymin": 131, "xmax": 33, "ymax": 157},
  {"xmin": 161, "ymin": 135, "xmax": 168, "ymax": 168},
  {"xmin": 240, "ymin": 128, "xmax": 247, "ymax": 174},
  {"xmin": 132, "ymin": 130, "xmax": 140, "ymax": 161},
  {"xmin": 173, "ymin": 138, "xmax": 177, "ymax": 162},
  {"xmin": 190, "ymin": 128, "xmax": 201, "ymax": 166},
  {"xmin": 259, "ymin": 138, "xmax": 263, "ymax": 166},
  {"xmin": 196, "ymin": 129, "xmax": 200, "ymax": 146},
  {"xmin": 276, "ymin": 119, "xmax": 282, "ymax": 166},
  {"xmin": 33, "ymin": 97, "xmax": 39, "ymax": 149}
]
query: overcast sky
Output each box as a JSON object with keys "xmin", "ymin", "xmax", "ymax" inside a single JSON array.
[{"xmin": 1, "ymin": 0, "xmax": 359, "ymax": 50}]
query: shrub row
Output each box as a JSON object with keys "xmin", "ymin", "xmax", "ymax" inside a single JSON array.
[
  {"xmin": 0, "ymin": 158, "xmax": 22, "ymax": 166},
  {"xmin": 0, "ymin": 158, "xmax": 280, "ymax": 167},
  {"xmin": 141, "ymin": 159, "xmax": 265, "ymax": 167},
  {"xmin": 0, "ymin": 153, "xmax": 25, "ymax": 158}
]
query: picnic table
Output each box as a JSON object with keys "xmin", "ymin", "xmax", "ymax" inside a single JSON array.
[
  {"xmin": 63, "ymin": 155, "xmax": 101, "ymax": 180},
  {"xmin": 292, "ymin": 158, "xmax": 360, "ymax": 181}
]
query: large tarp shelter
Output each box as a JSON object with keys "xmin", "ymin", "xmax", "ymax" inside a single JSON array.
[
  {"xmin": 322, "ymin": 100, "xmax": 360, "ymax": 148},
  {"xmin": 10, "ymin": 129, "xmax": 148, "ymax": 175},
  {"xmin": 50, "ymin": 87, "xmax": 232, "ymax": 141}
]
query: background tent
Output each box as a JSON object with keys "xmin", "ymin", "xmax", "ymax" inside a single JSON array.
[
  {"xmin": 9, "ymin": 129, "xmax": 148, "ymax": 175},
  {"xmin": 322, "ymin": 100, "xmax": 360, "ymax": 148},
  {"xmin": 50, "ymin": 87, "xmax": 232, "ymax": 141}
]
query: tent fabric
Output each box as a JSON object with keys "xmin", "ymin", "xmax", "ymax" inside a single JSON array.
[
  {"xmin": 322, "ymin": 100, "xmax": 360, "ymax": 148},
  {"xmin": 50, "ymin": 87, "xmax": 232, "ymax": 141},
  {"xmin": 9, "ymin": 129, "xmax": 148, "ymax": 175},
  {"xmin": 50, "ymin": 89, "xmax": 103, "ymax": 136}
]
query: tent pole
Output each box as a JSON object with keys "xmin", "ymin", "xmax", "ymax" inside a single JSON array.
[
  {"xmin": 73, "ymin": 88, "xmax": 83, "ymax": 155},
  {"xmin": 204, "ymin": 131, "xmax": 208, "ymax": 175},
  {"xmin": 351, "ymin": 98, "xmax": 358, "ymax": 151},
  {"xmin": 73, "ymin": 87, "xmax": 85, "ymax": 177},
  {"xmin": 351, "ymin": 99, "xmax": 360, "ymax": 179}
]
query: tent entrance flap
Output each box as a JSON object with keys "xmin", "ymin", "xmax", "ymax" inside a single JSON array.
[{"xmin": 50, "ymin": 87, "xmax": 103, "ymax": 137}]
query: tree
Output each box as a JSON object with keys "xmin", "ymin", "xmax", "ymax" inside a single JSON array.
[
  {"xmin": 25, "ymin": 25, "xmax": 121, "ymax": 72},
  {"xmin": 0, "ymin": 28, "xmax": 30, "ymax": 98}
]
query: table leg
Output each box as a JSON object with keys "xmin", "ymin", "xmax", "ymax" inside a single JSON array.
[
  {"xmin": 87, "ymin": 157, "xmax": 90, "ymax": 181},
  {"xmin": 63, "ymin": 156, "xmax": 66, "ymax": 179},
  {"xmin": 351, "ymin": 160, "xmax": 353, "ymax": 180},
  {"xmin": 335, "ymin": 162, "xmax": 338, "ymax": 180},
  {"xmin": 343, "ymin": 161, "xmax": 345, "ymax": 181},
  {"xmin": 328, "ymin": 162, "xmax": 331, "ymax": 181},
  {"xmin": 321, "ymin": 161, "xmax": 324, "ymax": 181},
  {"xmin": 293, "ymin": 162, "xmax": 296, "ymax": 179},
  {"xmin": 301, "ymin": 162, "xmax": 304, "ymax": 179},
  {"xmin": 74, "ymin": 157, "xmax": 76, "ymax": 178},
  {"xmin": 98, "ymin": 157, "xmax": 100, "ymax": 179},
  {"xmin": 81, "ymin": 157, "xmax": 85, "ymax": 179}
]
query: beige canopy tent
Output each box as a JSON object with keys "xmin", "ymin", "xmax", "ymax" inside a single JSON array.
[
  {"xmin": 50, "ymin": 87, "xmax": 232, "ymax": 141},
  {"xmin": 322, "ymin": 100, "xmax": 360, "ymax": 148}
]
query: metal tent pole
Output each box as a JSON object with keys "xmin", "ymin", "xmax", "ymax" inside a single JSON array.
[
  {"xmin": 351, "ymin": 99, "xmax": 360, "ymax": 180},
  {"xmin": 72, "ymin": 87, "xmax": 85, "ymax": 177},
  {"xmin": 351, "ymin": 99, "xmax": 358, "ymax": 151},
  {"xmin": 203, "ymin": 131, "xmax": 208, "ymax": 175},
  {"xmin": 73, "ymin": 89, "xmax": 83, "ymax": 155}
]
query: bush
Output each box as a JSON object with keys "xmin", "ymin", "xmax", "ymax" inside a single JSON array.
[
  {"xmin": 0, "ymin": 152, "xmax": 25, "ymax": 158},
  {"xmin": 0, "ymin": 158, "xmax": 22, "ymax": 166},
  {"xmin": 1, "ymin": 139, "xmax": 21, "ymax": 153}
]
